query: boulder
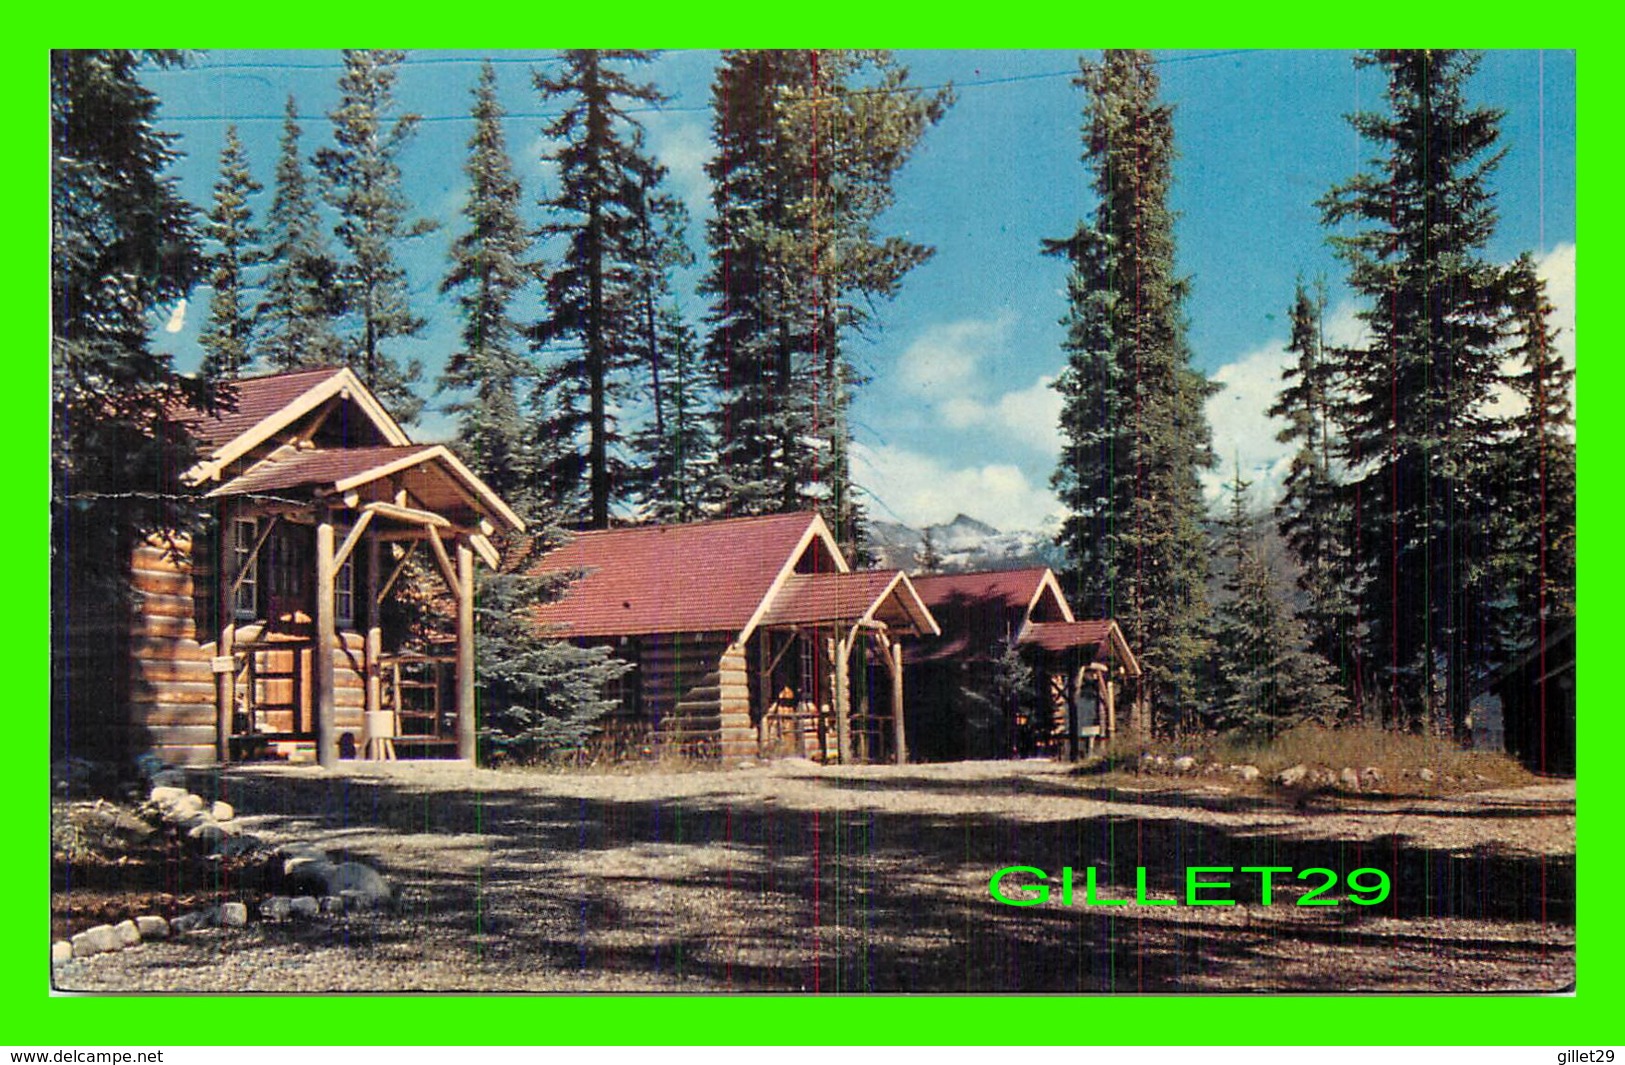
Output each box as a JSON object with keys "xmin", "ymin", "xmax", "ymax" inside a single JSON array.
[
  {"xmin": 150, "ymin": 785, "xmax": 187, "ymax": 806},
  {"xmin": 1276, "ymin": 763, "xmax": 1308, "ymax": 787},
  {"xmin": 170, "ymin": 908, "xmax": 217, "ymax": 934},
  {"xmin": 71, "ymin": 925, "xmax": 120, "ymax": 957},
  {"xmin": 211, "ymin": 801, "xmax": 235, "ymax": 823},
  {"xmin": 113, "ymin": 919, "xmax": 142, "ymax": 948},
  {"xmin": 1419, "ymin": 768, "xmax": 1437, "ymax": 783},
  {"xmin": 134, "ymin": 915, "xmax": 169, "ymax": 940},
  {"xmin": 189, "ymin": 822, "xmax": 229, "ymax": 849},
  {"xmin": 1360, "ymin": 767, "xmax": 1384, "ymax": 788},
  {"xmin": 1339, "ymin": 767, "xmax": 1361, "ymax": 791},
  {"xmin": 51, "ymin": 940, "xmax": 73, "ymax": 965},
  {"xmin": 289, "ymin": 896, "xmax": 321, "ymax": 919},
  {"xmin": 319, "ymin": 896, "xmax": 346, "ymax": 915},
  {"xmin": 1237, "ymin": 765, "xmax": 1261, "ymax": 782},
  {"xmin": 260, "ymin": 896, "xmax": 293, "ymax": 921},
  {"xmin": 219, "ymin": 902, "xmax": 249, "ymax": 928},
  {"xmin": 324, "ymin": 862, "xmax": 393, "ymax": 903},
  {"xmin": 1172, "ymin": 756, "xmax": 1197, "ymax": 773}
]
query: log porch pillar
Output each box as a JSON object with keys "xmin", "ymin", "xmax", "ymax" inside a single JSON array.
[
  {"xmin": 455, "ymin": 536, "xmax": 477, "ymax": 763},
  {"xmin": 890, "ymin": 638, "xmax": 908, "ymax": 766},
  {"xmin": 314, "ymin": 506, "xmax": 337, "ymax": 768},
  {"xmin": 214, "ymin": 500, "xmax": 237, "ymax": 764}
]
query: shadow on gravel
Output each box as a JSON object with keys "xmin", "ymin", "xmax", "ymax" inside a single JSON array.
[{"xmin": 170, "ymin": 766, "xmax": 1574, "ymax": 993}]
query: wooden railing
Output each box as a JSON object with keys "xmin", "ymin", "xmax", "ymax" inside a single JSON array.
[{"xmin": 379, "ymin": 652, "xmax": 459, "ymax": 753}]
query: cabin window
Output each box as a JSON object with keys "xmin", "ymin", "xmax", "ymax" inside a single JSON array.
[
  {"xmin": 336, "ymin": 551, "xmax": 355, "ymax": 629},
  {"xmin": 267, "ymin": 524, "xmax": 307, "ymax": 604},
  {"xmin": 232, "ymin": 519, "xmax": 258, "ymax": 619}
]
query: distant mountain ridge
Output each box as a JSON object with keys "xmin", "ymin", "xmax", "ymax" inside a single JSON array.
[{"xmin": 868, "ymin": 513, "xmax": 1065, "ymax": 574}]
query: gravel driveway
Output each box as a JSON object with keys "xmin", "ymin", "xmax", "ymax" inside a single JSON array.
[{"xmin": 53, "ymin": 759, "xmax": 1575, "ymax": 993}]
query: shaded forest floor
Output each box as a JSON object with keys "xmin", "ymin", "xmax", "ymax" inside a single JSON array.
[{"xmin": 53, "ymin": 759, "xmax": 1574, "ymax": 993}]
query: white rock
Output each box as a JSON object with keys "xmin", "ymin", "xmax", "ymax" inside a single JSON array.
[
  {"xmin": 1419, "ymin": 768, "xmax": 1437, "ymax": 783},
  {"xmin": 1238, "ymin": 765, "xmax": 1260, "ymax": 782},
  {"xmin": 134, "ymin": 915, "xmax": 169, "ymax": 939},
  {"xmin": 113, "ymin": 919, "xmax": 141, "ymax": 948},
  {"xmin": 71, "ymin": 925, "xmax": 119, "ymax": 957},
  {"xmin": 1339, "ymin": 767, "xmax": 1361, "ymax": 790},
  {"xmin": 1172, "ymin": 756, "xmax": 1197, "ymax": 773},
  {"xmin": 150, "ymin": 785, "xmax": 187, "ymax": 805},
  {"xmin": 1276, "ymin": 763, "xmax": 1308, "ymax": 787},
  {"xmin": 51, "ymin": 940, "xmax": 73, "ymax": 965},
  {"xmin": 219, "ymin": 902, "xmax": 249, "ymax": 928},
  {"xmin": 210, "ymin": 801, "xmax": 234, "ymax": 822}
]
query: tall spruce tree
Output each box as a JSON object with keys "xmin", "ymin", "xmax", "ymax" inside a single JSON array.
[
  {"xmin": 439, "ymin": 61, "xmax": 537, "ymax": 507},
  {"xmin": 628, "ymin": 309, "xmax": 714, "ymax": 522},
  {"xmin": 1047, "ymin": 50, "xmax": 1217, "ymax": 734},
  {"xmin": 1319, "ymin": 50, "xmax": 1514, "ymax": 736},
  {"xmin": 1268, "ymin": 280, "xmax": 1360, "ymax": 716},
  {"xmin": 198, "ymin": 126, "xmax": 262, "ymax": 379},
  {"xmin": 1211, "ymin": 466, "xmax": 1343, "ymax": 736},
  {"xmin": 316, "ymin": 49, "xmax": 435, "ymax": 422},
  {"xmin": 702, "ymin": 50, "xmax": 949, "ymax": 555},
  {"xmin": 531, "ymin": 49, "xmax": 678, "ymax": 528},
  {"xmin": 257, "ymin": 96, "xmax": 343, "ymax": 371},
  {"xmin": 51, "ymin": 50, "xmax": 209, "ymax": 757},
  {"xmin": 1498, "ymin": 254, "xmax": 1576, "ymax": 645}
]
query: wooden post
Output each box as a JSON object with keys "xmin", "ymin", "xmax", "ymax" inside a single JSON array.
[
  {"xmin": 313, "ymin": 507, "xmax": 337, "ymax": 768},
  {"xmin": 1067, "ymin": 668, "xmax": 1080, "ymax": 763},
  {"xmin": 215, "ymin": 502, "xmax": 237, "ymax": 764},
  {"xmin": 832, "ymin": 633, "xmax": 852, "ymax": 764},
  {"xmin": 890, "ymin": 639, "xmax": 908, "ymax": 766},
  {"xmin": 365, "ymin": 536, "xmax": 382, "ymax": 722},
  {"xmin": 456, "ymin": 537, "xmax": 477, "ymax": 764},
  {"xmin": 756, "ymin": 632, "xmax": 771, "ymax": 750}
]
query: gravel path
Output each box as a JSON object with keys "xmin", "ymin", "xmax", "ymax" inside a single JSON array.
[{"xmin": 54, "ymin": 759, "xmax": 1575, "ymax": 993}]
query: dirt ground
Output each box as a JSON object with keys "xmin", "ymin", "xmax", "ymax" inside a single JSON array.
[{"xmin": 52, "ymin": 759, "xmax": 1575, "ymax": 993}]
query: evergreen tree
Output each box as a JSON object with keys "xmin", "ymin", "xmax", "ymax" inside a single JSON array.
[
  {"xmin": 702, "ymin": 50, "xmax": 949, "ymax": 554},
  {"xmin": 628, "ymin": 309, "xmax": 714, "ymax": 522},
  {"xmin": 1211, "ymin": 466, "xmax": 1343, "ymax": 736},
  {"xmin": 1047, "ymin": 50, "xmax": 1217, "ymax": 735},
  {"xmin": 914, "ymin": 526, "xmax": 942, "ymax": 575},
  {"xmin": 1319, "ymin": 50, "xmax": 1514, "ymax": 736},
  {"xmin": 51, "ymin": 50, "xmax": 210, "ymax": 757},
  {"xmin": 316, "ymin": 49, "xmax": 435, "ymax": 422},
  {"xmin": 257, "ymin": 96, "xmax": 343, "ymax": 371},
  {"xmin": 51, "ymin": 49, "xmax": 210, "ymax": 538},
  {"xmin": 1268, "ymin": 280, "xmax": 1360, "ymax": 716},
  {"xmin": 1497, "ymin": 254, "xmax": 1576, "ymax": 646},
  {"xmin": 531, "ymin": 49, "xmax": 676, "ymax": 528},
  {"xmin": 198, "ymin": 126, "xmax": 262, "ymax": 379},
  {"xmin": 439, "ymin": 61, "xmax": 537, "ymax": 507}
]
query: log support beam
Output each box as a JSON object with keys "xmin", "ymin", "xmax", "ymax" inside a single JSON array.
[
  {"xmin": 890, "ymin": 639, "xmax": 908, "ymax": 766},
  {"xmin": 215, "ymin": 501, "xmax": 238, "ymax": 763},
  {"xmin": 314, "ymin": 507, "xmax": 337, "ymax": 768},
  {"xmin": 455, "ymin": 537, "xmax": 477, "ymax": 763}
]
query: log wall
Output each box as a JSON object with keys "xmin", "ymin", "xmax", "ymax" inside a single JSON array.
[{"xmin": 129, "ymin": 536, "xmax": 367, "ymax": 766}]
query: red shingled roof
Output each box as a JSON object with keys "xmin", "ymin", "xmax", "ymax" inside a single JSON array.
[
  {"xmin": 208, "ymin": 445, "xmax": 435, "ymax": 497},
  {"xmin": 173, "ymin": 367, "xmax": 348, "ymax": 451},
  {"xmin": 1019, "ymin": 619, "xmax": 1114, "ymax": 653},
  {"xmin": 911, "ymin": 567, "xmax": 1052, "ymax": 613},
  {"xmin": 759, "ymin": 570, "xmax": 939, "ymax": 636},
  {"xmin": 532, "ymin": 512, "xmax": 830, "ymax": 638}
]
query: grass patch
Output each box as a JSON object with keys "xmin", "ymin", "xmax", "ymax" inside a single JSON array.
[{"xmin": 1076, "ymin": 723, "xmax": 1537, "ymax": 794}]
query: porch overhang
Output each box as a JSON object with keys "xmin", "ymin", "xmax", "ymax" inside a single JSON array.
[{"xmin": 756, "ymin": 570, "xmax": 940, "ymax": 638}]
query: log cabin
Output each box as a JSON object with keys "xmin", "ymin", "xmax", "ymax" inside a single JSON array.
[
  {"xmin": 907, "ymin": 567, "xmax": 1141, "ymax": 760},
  {"xmin": 75, "ymin": 366, "xmax": 525, "ymax": 768},
  {"xmin": 530, "ymin": 512, "xmax": 940, "ymax": 763}
]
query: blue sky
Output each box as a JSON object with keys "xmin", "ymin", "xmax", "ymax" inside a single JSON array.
[{"xmin": 145, "ymin": 49, "xmax": 1576, "ymax": 530}]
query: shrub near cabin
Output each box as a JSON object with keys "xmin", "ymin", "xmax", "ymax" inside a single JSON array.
[{"xmin": 988, "ymin": 865, "xmax": 1391, "ymax": 907}]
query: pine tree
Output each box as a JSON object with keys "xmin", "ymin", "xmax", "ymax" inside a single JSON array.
[
  {"xmin": 1497, "ymin": 254, "xmax": 1576, "ymax": 646},
  {"xmin": 257, "ymin": 96, "xmax": 343, "ymax": 371},
  {"xmin": 628, "ymin": 309, "xmax": 714, "ymax": 523},
  {"xmin": 914, "ymin": 526, "xmax": 942, "ymax": 575},
  {"xmin": 1211, "ymin": 466, "xmax": 1343, "ymax": 737},
  {"xmin": 51, "ymin": 49, "xmax": 210, "ymax": 536},
  {"xmin": 702, "ymin": 50, "xmax": 949, "ymax": 553},
  {"xmin": 51, "ymin": 50, "xmax": 210, "ymax": 757},
  {"xmin": 531, "ymin": 49, "xmax": 676, "ymax": 528},
  {"xmin": 1268, "ymin": 280, "xmax": 1360, "ymax": 716},
  {"xmin": 1047, "ymin": 50, "xmax": 1217, "ymax": 735},
  {"xmin": 1319, "ymin": 50, "xmax": 1514, "ymax": 736},
  {"xmin": 316, "ymin": 49, "xmax": 435, "ymax": 422},
  {"xmin": 439, "ymin": 61, "xmax": 537, "ymax": 508},
  {"xmin": 198, "ymin": 126, "xmax": 262, "ymax": 379}
]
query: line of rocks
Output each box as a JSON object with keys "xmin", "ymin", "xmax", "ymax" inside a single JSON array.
[{"xmin": 53, "ymin": 783, "xmax": 394, "ymax": 969}]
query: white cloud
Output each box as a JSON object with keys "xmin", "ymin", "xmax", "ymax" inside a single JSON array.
[
  {"xmin": 163, "ymin": 299, "xmax": 187, "ymax": 334},
  {"xmin": 854, "ymin": 442, "xmax": 1060, "ymax": 531},
  {"xmin": 1201, "ymin": 339, "xmax": 1297, "ymax": 508},
  {"xmin": 650, "ymin": 118, "xmax": 712, "ymax": 215},
  {"xmin": 1538, "ymin": 241, "xmax": 1577, "ymax": 371},
  {"xmin": 897, "ymin": 315, "xmax": 1010, "ymax": 391},
  {"xmin": 893, "ymin": 313, "xmax": 1060, "ymax": 457}
]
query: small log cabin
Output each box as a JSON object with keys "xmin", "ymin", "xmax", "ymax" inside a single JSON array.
[
  {"xmin": 531, "ymin": 512, "xmax": 940, "ymax": 763},
  {"xmin": 109, "ymin": 367, "xmax": 525, "ymax": 767},
  {"xmin": 907, "ymin": 567, "xmax": 1141, "ymax": 760}
]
